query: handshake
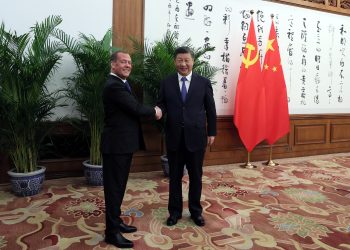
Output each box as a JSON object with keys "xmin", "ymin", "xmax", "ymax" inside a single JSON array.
[{"xmin": 154, "ymin": 106, "xmax": 162, "ymax": 120}]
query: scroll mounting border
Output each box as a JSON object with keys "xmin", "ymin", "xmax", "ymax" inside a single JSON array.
[{"xmin": 267, "ymin": 0, "xmax": 350, "ymax": 16}]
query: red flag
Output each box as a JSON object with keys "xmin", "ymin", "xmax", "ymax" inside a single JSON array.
[
  {"xmin": 234, "ymin": 18, "xmax": 266, "ymax": 152},
  {"xmin": 262, "ymin": 21, "xmax": 290, "ymax": 145}
]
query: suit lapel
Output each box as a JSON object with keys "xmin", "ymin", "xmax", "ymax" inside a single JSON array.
[
  {"xmin": 171, "ymin": 74, "xmax": 183, "ymax": 103},
  {"xmin": 186, "ymin": 73, "xmax": 197, "ymax": 102},
  {"xmin": 111, "ymin": 75, "xmax": 134, "ymax": 96}
]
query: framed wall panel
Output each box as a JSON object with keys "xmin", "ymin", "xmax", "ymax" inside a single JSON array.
[{"xmin": 270, "ymin": 0, "xmax": 350, "ymax": 16}]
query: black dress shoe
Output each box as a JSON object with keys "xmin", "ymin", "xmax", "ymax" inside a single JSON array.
[
  {"xmin": 120, "ymin": 222, "xmax": 137, "ymax": 233},
  {"xmin": 191, "ymin": 215, "xmax": 205, "ymax": 226},
  {"xmin": 166, "ymin": 214, "xmax": 182, "ymax": 226},
  {"xmin": 105, "ymin": 232, "xmax": 133, "ymax": 248}
]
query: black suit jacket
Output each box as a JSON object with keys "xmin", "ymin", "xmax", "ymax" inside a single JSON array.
[
  {"xmin": 101, "ymin": 74, "xmax": 155, "ymax": 154},
  {"xmin": 158, "ymin": 73, "xmax": 217, "ymax": 152}
]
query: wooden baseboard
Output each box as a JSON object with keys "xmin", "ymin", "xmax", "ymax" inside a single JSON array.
[{"xmin": 1, "ymin": 114, "xmax": 350, "ymax": 183}]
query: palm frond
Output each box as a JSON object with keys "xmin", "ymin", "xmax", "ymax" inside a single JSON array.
[
  {"xmin": 56, "ymin": 29, "xmax": 113, "ymax": 165},
  {"xmin": 0, "ymin": 15, "xmax": 63, "ymax": 173}
]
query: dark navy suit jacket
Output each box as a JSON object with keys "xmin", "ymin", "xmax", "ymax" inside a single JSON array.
[
  {"xmin": 101, "ymin": 74, "xmax": 155, "ymax": 154},
  {"xmin": 158, "ymin": 73, "xmax": 217, "ymax": 152}
]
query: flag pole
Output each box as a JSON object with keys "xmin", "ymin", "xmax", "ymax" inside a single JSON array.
[
  {"xmin": 264, "ymin": 145, "xmax": 279, "ymax": 166},
  {"xmin": 241, "ymin": 151, "xmax": 257, "ymax": 169}
]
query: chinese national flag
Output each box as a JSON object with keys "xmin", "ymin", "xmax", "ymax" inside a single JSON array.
[
  {"xmin": 262, "ymin": 21, "xmax": 290, "ymax": 145},
  {"xmin": 234, "ymin": 17, "xmax": 266, "ymax": 152}
]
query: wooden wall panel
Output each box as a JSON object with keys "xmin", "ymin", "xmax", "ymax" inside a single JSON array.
[
  {"xmin": 211, "ymin": 118, "xmax": 242, "ymax": 151},
  {"xmin": 2, "ymin": 115, "xmax": 350, "ymax": 183},
  {"xmin": 139, "ymin": 122, "xmax": 162, "ymax": 154},
  {"xmin": 294, "ymin": 124, "xmax": 327, "ymax": 145},
  {"xmin": 35, "ymin": 114, "xmax": 350, "ymax": 166},
  {"xmin": 331, "ymin": 123, "xmax": 350, "ymax": 142},
  {"xmin": 203, "ymin": 115, "xmax": 350, "ymax": 167}
]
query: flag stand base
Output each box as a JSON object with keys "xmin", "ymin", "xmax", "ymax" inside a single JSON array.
[
  {"xmin": 264, "ymin": 146, "xmax": 279, "ymax": 167},
  {"xmin": 240, "ymin": 152, "xmax": 257, "ymax": 168},
  {"xmin": 240, "ymin": 162, "xmax": 257, "ymax": 169},
  {"xmin": 264, "ymin": 160, "xmax": 279, "ymax": 167}
]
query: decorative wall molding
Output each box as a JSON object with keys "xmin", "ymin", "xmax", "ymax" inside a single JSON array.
[
  {"xmin": 3, "ymin": 115, "xmax": 350, "ymax": 183},
  {"xmin": 270, "ymin": 0, "xmax": 350, "ymax": 16}
]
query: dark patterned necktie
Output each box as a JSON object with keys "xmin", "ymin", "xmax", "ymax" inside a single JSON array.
[
  {"xmin": 181, "ymin": 77, "xmax": 187, "ymax": 102},
  {"xmin": 125, "ymin": 80, "xmax": 132, "ymax": 93}
]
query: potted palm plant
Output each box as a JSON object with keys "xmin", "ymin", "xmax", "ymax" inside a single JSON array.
[
  {"xmin": 0, "ymin": 16, "xmax": 64, "ymax": 196},
  {"xmin": 130, "ymin": 31, "xmax": 218, "ymax": 176},
  {"xmin": 55, "ymin": 29, "xmax": 113, "ymax": 186}
]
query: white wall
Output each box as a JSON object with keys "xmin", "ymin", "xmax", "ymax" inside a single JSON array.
[
  {"xmin": 1, "ymin": 0, "xmax": 112, "ymax": 118},
  {"xmin": 145, "ymin": 0, "xmax": 350, "ymax": 115}
]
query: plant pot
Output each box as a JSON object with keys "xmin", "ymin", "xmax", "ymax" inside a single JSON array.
[
  {"xmin": 160, "ymin": 155, "xmax": 187, "ymax": 177},
  {"xmin": 7, "ymin": 166, "xmax": 46, "ymax": 197},
  {"xmin": 83, "ymin": 160, "xmax": 103, "ymax": 186}
]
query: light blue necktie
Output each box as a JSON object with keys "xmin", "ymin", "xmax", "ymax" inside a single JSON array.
[{"xmin": 181, "ymin": 77, "xmax": 187, "ymax": 102}]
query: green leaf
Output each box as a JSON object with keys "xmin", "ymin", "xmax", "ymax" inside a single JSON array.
[
  {"xmin": 0, "ymin": 16, "xmax": 64, "ymax": 173},
  {"xmin": 55, "ymin": 29, "xmax": 115, "ymax": 165}
]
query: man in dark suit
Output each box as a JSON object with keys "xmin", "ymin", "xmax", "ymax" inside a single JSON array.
[
  {"xmin": 157, "ymin": 46, "xmax": 217, "ymax": 227},
  {"xmin": 101, "ymin": 51, "xmax": 162, "ymax": 248}
]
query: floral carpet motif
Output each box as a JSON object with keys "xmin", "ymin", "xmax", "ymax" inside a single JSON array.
[{"xmin": 0, "ymin": 154, "xmax": 350, "ymax": 249}]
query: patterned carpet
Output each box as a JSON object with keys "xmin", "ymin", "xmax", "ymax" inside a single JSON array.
[{"xmin": 0, "ymin": 154, "xmax": 350, "ymax": 249}]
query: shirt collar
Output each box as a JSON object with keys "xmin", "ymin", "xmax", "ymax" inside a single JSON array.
[
  {"xmin": 178, "ymin": 72, "xmax": 192, "ymax": 82},
  {"xmin": 110, "ymin": 72, "xmax": 127, "ymax": 83}
]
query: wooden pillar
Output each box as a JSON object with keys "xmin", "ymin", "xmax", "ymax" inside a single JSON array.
[{"xmin": 113, "ymin": 0, "xmax": 144, "ymax": 51}]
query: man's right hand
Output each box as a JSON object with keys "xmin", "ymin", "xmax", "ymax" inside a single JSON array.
[{"xmin": 155, "ymin": 106, "xmax": 162, "ymax": 120}]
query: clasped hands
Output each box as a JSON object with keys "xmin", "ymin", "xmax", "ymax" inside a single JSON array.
[{"xmin": 154, "ymin": 106, "xmax": 162, "ymax": 120}]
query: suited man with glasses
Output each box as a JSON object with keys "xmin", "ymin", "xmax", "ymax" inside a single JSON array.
[{"xmin": 157, "ymin": 46, "xmax": 217, "ymax": 228}]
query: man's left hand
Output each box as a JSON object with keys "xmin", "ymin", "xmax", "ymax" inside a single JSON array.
[{"xmin": 207, "ymin": 136, "xmax": 215, "ymax": 146}]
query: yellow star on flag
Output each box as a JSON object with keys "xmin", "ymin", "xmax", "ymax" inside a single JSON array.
[{"xmin": 266, "ymin": 39, "xmax": 275, "ymax": 53}]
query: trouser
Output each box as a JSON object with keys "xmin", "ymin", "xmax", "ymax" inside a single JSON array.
[
  {"xmin": 102, "ymin": 153, "xmax": 133, "ymax": 235},
  {"xmin": 167, "ymin": 130, "xmax": 205, "ymax": 217}
]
